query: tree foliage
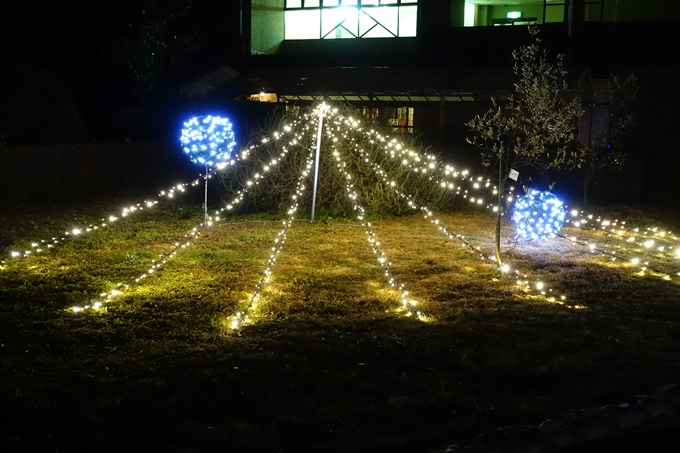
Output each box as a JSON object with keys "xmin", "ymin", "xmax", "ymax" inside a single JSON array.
[
  {"xmin": 467, "ymin": 28, "xmax": 583, "ymax": 178},
  {"xmin": 465, "ymin": 27, "xmax": 583, "ymax": 272},
  {"xmin": 114, "ymin": 0, "xmax": 198, "ymax": 91}
]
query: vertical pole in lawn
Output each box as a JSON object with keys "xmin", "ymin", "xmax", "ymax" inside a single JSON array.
[
  {"xmin": 204, "ymin": 164, "xmax": 209, "ymax": 226},
  {"xmin": 311, "ymin": 110, "xmax": 324, "ymax": 221}
]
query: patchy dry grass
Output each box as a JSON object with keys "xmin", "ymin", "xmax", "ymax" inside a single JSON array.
[{"xmin": 1, "ymin": 202, "xmax": 680, "ymax": 453}]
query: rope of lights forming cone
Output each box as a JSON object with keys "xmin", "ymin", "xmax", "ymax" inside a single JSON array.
[
  {"xmin": 3, "ymin": 115, "xmax": 313, "ymax": 264},
  {"xmin": 70, "ymin": 117, "xmax": 318, "ymax": 313}
]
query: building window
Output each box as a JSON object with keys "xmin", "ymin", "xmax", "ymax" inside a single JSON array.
[
  {"xmin": 362, "ymin": 107, "xmax": 380, "ymax": 121},
  {"xmin": 544, "ymin": 1, "xmax": 567, "ymax": 23},
  {"xmin": 582, "ymin": 0, "xmax": 604, "ymax": 21},
  {"xmin": 386, "ymin": 107, "xmax": 414, "ymax": 134},
  {"xmin": 463, "ymin": 2, "xmax": 475, "ymax": 27},
  {"xmin": 360, "ymin": 106, "xmax": 414, "ymax": 134},
  {"xmin": 285, "ymin": 0, "xmax": 418, "ymax": 40},
  {"xmin": 455, "ymin": 0, "xmax": 565, "ymax": 27}
]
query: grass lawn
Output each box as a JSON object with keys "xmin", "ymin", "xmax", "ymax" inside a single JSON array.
[{"xmin": 1, "ymin": 201, "xmax": 680, "ymax": 452}]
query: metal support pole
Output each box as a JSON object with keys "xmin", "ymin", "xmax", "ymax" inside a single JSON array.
[
  {"xmin": 204, "ymin": 164, "xmax": 209, "ymax": 226},
  {"xmin": 311, "ymin": 111, "xmax": 324, "ymax": 221}
]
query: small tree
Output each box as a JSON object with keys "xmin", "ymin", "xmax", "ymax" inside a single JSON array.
[
  {"xmin": 466, "ymin": 28, "xmax": 583, "ymax": 274},
  {"xmin": 581, "ymin": 74, "xmax": 638, "ymax": 204}
]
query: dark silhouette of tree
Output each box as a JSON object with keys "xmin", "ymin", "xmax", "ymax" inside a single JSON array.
[{"xmin": 581, "ymin": 74, "xmax": 638, "ymax": 204}]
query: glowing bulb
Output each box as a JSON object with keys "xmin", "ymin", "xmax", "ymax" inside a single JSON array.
[
  {"xmin": 513, "ymin": 191, "xmax": 565, "ymax": 241},
  {"xmin": 180, "ymin": 115, "xmax": 236, "ymax": 167}
]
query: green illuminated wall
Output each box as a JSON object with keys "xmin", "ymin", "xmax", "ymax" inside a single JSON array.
[
  {"xmin": 485, "ymin": 3, "xmax": 546, "ymax": 25},
  {"xmin": 602, "ymin": 0, "xmax": 680, "ymax": 22},
  {"xmin": 450, "ymin": 1, "xmax": 560, "ymax": 27},
  {"xmin": 252, "ymin": 0, "xmax": 285, "ymax": 54}
]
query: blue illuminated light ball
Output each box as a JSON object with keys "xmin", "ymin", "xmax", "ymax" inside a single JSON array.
[
  {"xmin": 512, "ymin": 190, "xmax": 565, "ymax": 241},
  {"xmin": 180, "ymin": 116, "xmax": 236, "ymax": 167}
]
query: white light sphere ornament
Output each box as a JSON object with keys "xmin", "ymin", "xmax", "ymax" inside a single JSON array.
[
  {"xmin": 180, "ymin": 115, "xmax": 236, "ymax": 167},
  {"xmin": 513, "ymin": 190, "xmax": 565, "ymax": 241}
]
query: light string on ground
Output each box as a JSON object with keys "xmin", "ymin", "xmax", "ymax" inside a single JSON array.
[
  {"xmin": 71, "ymin": 225, "xmax": 204, "ymax": 313},
  {"xmin": 2, "ymin": 115, "xmax": 309, "ymax": 264},
  {"xmin": 559, "ymin": 211, "xmax": 679, "ymax": 280},
  {"xmin": 229, "ymin": 147, "xmax": 318, "ymax": 330},
  {"xmin": 556, "ymin": 232, "xmax": 679, "ymax": 281},
  {"xmin": 2, "ymin": 161, "xmax": 249, "ymax": 263},
  {"xmin": 331, "ymin": 114, "xmax": 563, "ymax": 301},
  {"xmin": 565, "ymin": 210, "xmax": 680, "ymax": 261},
  {"xmin": 69, "ymin": 116, "xmax": 315, "ymax": 313},
  {"xmin": 347, "ymin": 138, "xmax": 573, "ymax": 307},
  {"xmin": 327, "ymin": 130, "xmax": 423, "ymax": 320}
]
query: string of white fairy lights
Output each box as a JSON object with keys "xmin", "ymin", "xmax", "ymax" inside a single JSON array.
[
  {"xmin": 336, "ymin": 121, "xmax": 572, "ymax": 308},
  {"xmin": 228, "ymin": 151, "xmax": 316, "ymax": 330},
  {"xmin": 326, "ymin": 114, "xmax": 581, "ymax": 306},
  {"xmin": 565, "ymin": 211, "xmax": 680, "ymax": 260},
  {"xmin": 68, "ymin": 115, "xmax": 318, "ymax": 313},
  {"xmin": 555, "ymin": 225, "xmax": 680, "ymax": 282},
  {"xmin": 333, "ymin": 110, "xmax": 679, "ymax": 283},
  {"xmin": 555, "ymin": 232, "xmax": 677, "ymax": 281},
  {"xmin": 10, "ymin": 102, "xmax": 678, "ymax": 320},
  {"xmin": 71, "ymin": 225, "xmax": 204, "ymax": 312},
  {"xmin": 327, "ymin": 108, "xmax": 521, "ymax": 220},
  {"xmin": 0, "ymin": 164, "xmax": 220, "ymax": 266},
  {"xmin": 465, "ymin": 182, "xmax": 680, "ymax": 281},
  {"xmin": 437, "ymin": 165, "xmax": 680, "ymax": 279},
  {"xmin": 2, "ymin": 115, "xmax": 313, "ymax": 265},
  {"xmin": 229, "ymin": 104, "xmax": 427, "ymax": 328},
  {"xmin": 210, "ymin": 116, "xmax": 316, "ymax": 222},
  {"xmin": 328, "ymin": 137, "xmax": 423, "ymax": 320},
  {"xmin": 325, "ymin": 108, "xmax": 506, "ymax": 217}
]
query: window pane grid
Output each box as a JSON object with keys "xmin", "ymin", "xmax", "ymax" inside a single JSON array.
[
  {"xmin": 286, "ymin": 0, "xmax": 417, "ymax": 8},
  {"xmin": 285, "ymin": 0, "xmax": 417, "ymax": 39}
]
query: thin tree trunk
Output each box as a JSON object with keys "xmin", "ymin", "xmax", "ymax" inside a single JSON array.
[
  {"xmin": 495, "ymin": 155, "xmax": 504, "ymax": 276},
  {"xmin": 495, "ymin": 208, "xmax": 502, "ymax": 276},
  {"xmin": 583, "ymin": 183, "xmax": 588, "ymax": 205}
]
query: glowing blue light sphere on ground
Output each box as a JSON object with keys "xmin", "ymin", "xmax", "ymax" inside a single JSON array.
[
  {"xmin": 180, "ymin": 116, "xmax": 236, "ymax": 167},
  {"xmin": 513, "ymin": 190, "xmax": 565, "ymax": 241}
]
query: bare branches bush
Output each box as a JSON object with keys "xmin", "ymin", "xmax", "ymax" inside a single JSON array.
[{"xmin": 219, "ymin": 104, "xmax": 455, "ymax": 217}]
